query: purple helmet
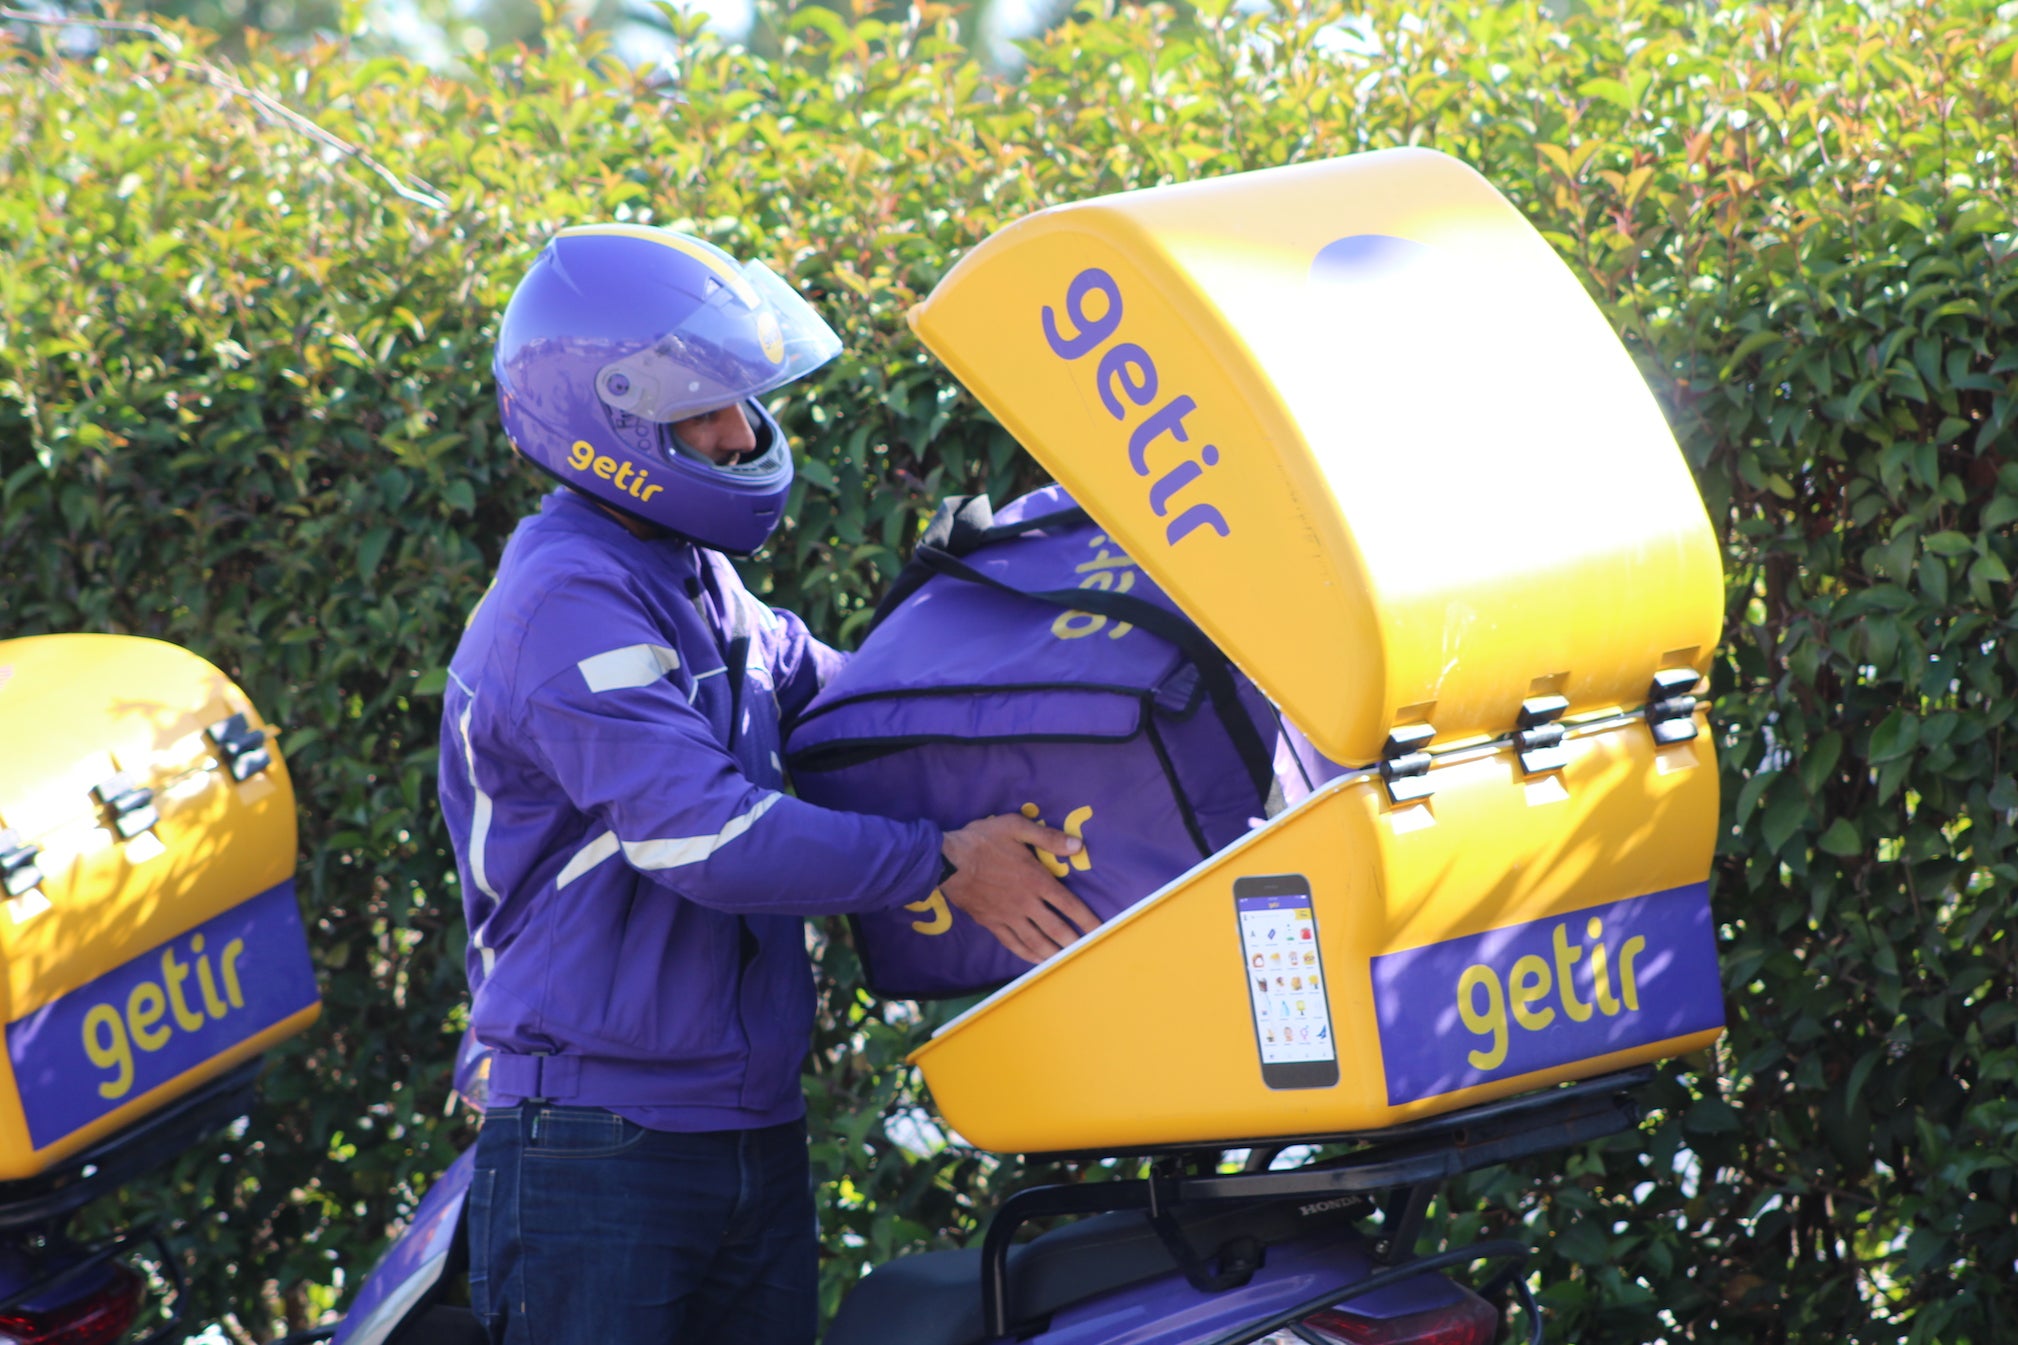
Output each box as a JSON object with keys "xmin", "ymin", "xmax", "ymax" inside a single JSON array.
[{"xmin": 494, "ymin": 225, "xmax": 843, "ymax": 554}]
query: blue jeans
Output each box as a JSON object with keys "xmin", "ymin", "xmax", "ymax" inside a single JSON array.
[{"xmin": 467, "ymin": 1106, "xmax": 817, "ymax": 1345}]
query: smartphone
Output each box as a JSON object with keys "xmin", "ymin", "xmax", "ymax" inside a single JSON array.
[{"xmin": 1234, "ymin": 873, "xmax": 1340, "ymax": 1089}]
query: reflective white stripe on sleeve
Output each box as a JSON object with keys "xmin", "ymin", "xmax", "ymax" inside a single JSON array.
[
  {"xmin": 578, "ymin": 644, "xmax": 681, "ymax": 693},
  {"xmin": 685, "ymin": 666, "xmax": 725, "ymax": 703},
  {"xmin": 556, "ymin": 830, "xmax": 621, "ymax": 890},
  {"xmin": 455, "ymin": 698, "xmax": 501, "ymax": 976},
  {"xmin": 457, "ymin": 703, "xmax": 501, "ymax": 905},
  {"xmin": 621, "ymin": 794, "xmax": 783, "ymax": 871}
]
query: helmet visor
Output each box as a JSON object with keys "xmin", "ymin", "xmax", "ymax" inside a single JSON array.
[{"xmin": 596, "ymin": 260, "xmax": 843, "ymax": 425}]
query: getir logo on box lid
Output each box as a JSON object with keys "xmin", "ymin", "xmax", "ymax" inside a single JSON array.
[{"xmin": 6, "ymin": 880, "xmax": 319, "ymax": 1151}]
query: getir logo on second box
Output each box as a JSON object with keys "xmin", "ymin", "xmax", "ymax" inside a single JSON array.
[
  {"xmin": 1369, "ymin": 884, "xmax": 1723, "ymax": 1105},
  {"xmin": 4, "ymin": 880, "xmax": 320, "ymax": 1151}
]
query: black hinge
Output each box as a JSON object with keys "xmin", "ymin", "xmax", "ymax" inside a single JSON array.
[
  {"xmin": 207, "ymin": 713, "xmax": 272, "ymax": 782},
  {"xmin": 1647, "ymin": 668, "xmax": 1703, "ymax": 745},
  {"xmin": 1515, "ymin": 694, "xmax": 1571, "ymax": 775},
  {"xmin": 1379, "ymin": 723, "xmax": 1436, "ymax": 804},
  {"xmin": 93, "ymin": 772, "xmax": 161, "ymax": 840},
  {"xmin": 0, "ymin": 828, "xmax": 43, "ymax": 898}
]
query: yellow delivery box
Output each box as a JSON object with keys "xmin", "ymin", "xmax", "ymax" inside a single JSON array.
[
  {"xmin": 0, "ymin": 635, "xmax": 319, "ymax": 1182},
  {"xmin": 905, "ymin": 148, "xmax": 1725, "ymax": 1152}
]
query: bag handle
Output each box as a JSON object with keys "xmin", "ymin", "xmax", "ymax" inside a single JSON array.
[{"xmin": 867, "ymin": 495, "xmax": 1093, "ymax": 631}]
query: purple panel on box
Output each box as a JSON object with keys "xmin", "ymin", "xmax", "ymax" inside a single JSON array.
[
  {"xmin": 1371, "ymin": 882, "xmax": 1722, "ymax": 1105},
  {"xmin": 7, "ymin": 880, "xmax": 318, "ymax": 1149}
]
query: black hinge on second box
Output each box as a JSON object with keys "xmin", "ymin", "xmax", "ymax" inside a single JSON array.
[
  {"xmin": 93, "ymin": 772, "xmax": 161, "ymax": 841},
  {"xmin": 0, "ymin": 828, "xmax": 43, "ymax": 899},
  {"xmin": 207, "ymin": 713, "xmax": 272, "ymax": 782}
]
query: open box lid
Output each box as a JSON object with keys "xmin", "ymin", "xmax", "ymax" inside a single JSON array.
[{"xmin": 909, "ymin": 148, "xmax": 1723, "ymax": 766}]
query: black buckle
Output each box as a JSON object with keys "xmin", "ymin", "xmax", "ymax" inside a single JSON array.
[{"xmin": 207, "ymin": 713, "xmax": 272, "ymax": 782}]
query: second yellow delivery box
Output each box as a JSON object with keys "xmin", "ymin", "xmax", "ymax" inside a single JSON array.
[{"xmin": 0, "ymin": 634, "xmax": 320, "ymax": 1182}]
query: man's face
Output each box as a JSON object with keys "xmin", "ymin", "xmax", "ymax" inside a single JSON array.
[{"xmin": 673, "ymin": 403, "xmax": 758, "ymax": 466}]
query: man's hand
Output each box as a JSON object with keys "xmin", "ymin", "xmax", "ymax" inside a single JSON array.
[{"xmin": 940, "ymin": 814, "xmax": 1102, "ymax": 964}]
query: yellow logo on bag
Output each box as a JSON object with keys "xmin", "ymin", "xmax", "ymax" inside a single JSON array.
[
  {"xmin": 904, "ymin": 803, "xmax": 1094, "ymax": 937},
  {"xmin": 1051, "ymin": 534, "xmax": 1140, "ymax": 642},
  {"xmin": 1020, "ymin": 802, "xmax": 1092, "ymax": 877},
  {"xmin": 905, "ymin": 889, "xmax": 953, "ymax": 936}
]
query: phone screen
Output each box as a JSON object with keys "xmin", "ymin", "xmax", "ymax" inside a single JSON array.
[{"xmin": 1234, "ymin": 873, "xmax": 1341, "ymax": 1090}]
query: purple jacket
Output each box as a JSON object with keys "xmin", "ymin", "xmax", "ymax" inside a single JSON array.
[{"xmin": 439, "ymin": 489, "xmax": 943, "ymax": 1130}]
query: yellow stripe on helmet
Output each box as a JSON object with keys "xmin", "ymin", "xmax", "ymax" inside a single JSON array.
[{"xmin": 556, "ymin": 225, "xmax": 760, "ymax": 308}]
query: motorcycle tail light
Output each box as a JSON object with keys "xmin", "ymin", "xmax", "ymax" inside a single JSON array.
[
  {"xmin": 0, "ymin": 1262, "xmax": 144, "ymax": 1345},
  {"xmin": 1293, "ymin": 1284, "xmax": 1500, "ymax": 1345}
]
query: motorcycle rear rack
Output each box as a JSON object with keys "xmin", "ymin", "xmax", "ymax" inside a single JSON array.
[{"xmin": 979, "ymin": 1067, "xmax": 1651, "ymax": 1339}]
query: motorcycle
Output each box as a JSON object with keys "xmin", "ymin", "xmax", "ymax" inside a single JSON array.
[
  {"xmin": 0, "ymin": 952, "xmax": 1647, "ymax": 1345},
  {"xmin": 0, "ymin": 1060, "xmax": 264, "ymax": 1345},
  {"xmin": 318, "ymin": 1046, "xmax": 1651, "ymax": 1345}
]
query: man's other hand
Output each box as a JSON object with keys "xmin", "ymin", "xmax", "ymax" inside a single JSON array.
[{"xmin": 939, "ymin": 815, "xmax": 1101, "ymax": 964}]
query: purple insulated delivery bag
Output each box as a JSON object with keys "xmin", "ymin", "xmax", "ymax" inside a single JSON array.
[{"xmin": 785, "ymin": 486, "xmax": 1337, "ymax": 1000}]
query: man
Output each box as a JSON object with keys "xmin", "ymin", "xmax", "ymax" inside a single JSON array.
[{"xmin": 439, "ymin": 224, "xmax": 1098, "ymax": 1345}]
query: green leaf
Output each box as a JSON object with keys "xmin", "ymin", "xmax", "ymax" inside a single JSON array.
[
  {"xmin": 1735, "ymin": 768, "xmax": 1777, "ymax": 826},
  {"xmin": 1872, "ymin": 940, "xmax": 1901, "ymax": 978},
  {"xmin": 789, "ymin": 6, "xmax": 851, "ymax": 43},
  {"xmin": 1761, "ymin": 784, "xmax": 1810, "ymax": 854},
  {"xmin": 1816, "ymin": 818, "xmax": 1862, "ymax": 857},
  {"xmin": 1555, "ymin": 1217, "xmax": 1614, "ymax": 1264},
  {"xmin": 1869, "ymin": 711, "xmax": 1920, "ymax": 763},
  {"xmin": 798, "ymin": 457, "xmax": 838, "ymax": 492},
  {"xmin": 1720, "ymin": 328, "xmax": 1785, "ymax": 376},
  {"xmin": 1800, "ymin": 732, "xmax": 1844, "ymax": 795},
  {"xmin": 1576, "ymin": 76, "xmax": 1636, "ymax": 109},
  {"xmin": 1924, "ymin": 530, "xmax": 1974, "ymax": 557},
  {"xmin": 356, "ymin": 525, "xmax": 393, "ymax": 582},
  {"xmin": 1686, "ymin": 1098, "xmax": 1742, "ymax": 1134}
]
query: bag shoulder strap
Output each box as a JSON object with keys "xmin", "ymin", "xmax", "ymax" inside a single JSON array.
[{"xmin": 867, "ymin": 496, "xmax": 1094, "ymax": 632}]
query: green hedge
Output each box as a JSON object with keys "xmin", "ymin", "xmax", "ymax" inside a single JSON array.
[{"xmin": 2, "ymin": 0, "xmax": 2015, "ymax": 1339}]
